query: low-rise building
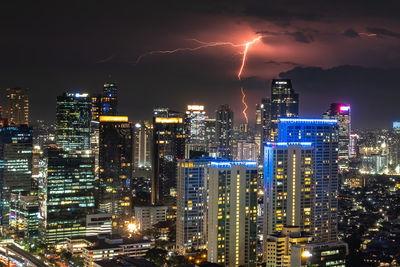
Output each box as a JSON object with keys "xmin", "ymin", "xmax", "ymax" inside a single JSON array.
[
  {"xmin": 290, "ymin": 241, "xmax": 348, "ymax": 267},
  {"xmin": 264, "ymin": 226, "xmax": 312, "ymax": 266},
  {"xmin": 134, "ymin": 206, "xmax": 167, "ymax": 231},
  {"xmin": 66, "ymin": 234, "xmax": 154, "ymax": 266}
]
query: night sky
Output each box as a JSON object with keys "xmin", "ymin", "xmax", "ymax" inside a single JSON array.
[{"xmin": 1, "ymin": 1, "xmax": 400, "ymax": 128}]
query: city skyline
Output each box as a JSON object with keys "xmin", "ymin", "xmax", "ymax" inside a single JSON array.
[{"xmin": 1, "ymin": 1, "xmax": 400, "ymax": 128}]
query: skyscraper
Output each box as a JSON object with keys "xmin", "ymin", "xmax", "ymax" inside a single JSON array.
[
  {"xmin": 0, "ymin": 125, "xmax": 33, "ymax": 224},
  {"xmin": 6, "ymin": 87, "xmax": 29, "ymax": 125},
  {"xmin": 205, "ymin": 161, "xmax": 257, "ymax": 267},
  {"xmin": 41, "ymin": 92, "xmax": 95, "ymax": 244},
  {"xmin": 133, "ymin": 120, "xmax": 153, "ymax": 168},
  {"xmin": 263, "ymin": 142, "xmax": 314, "ymax": 249},
  {"xmin": 176, "ymin": 158, "xmax": 208, "ymax": 254},
  {"xmin": 323, "ymin": 103, "xmax": 351, "ymax": 172},
  {"xmin": 151, "ymin": 108, "xmax": 186, "ymax": 205},
  {"xmin": 56, "ymin": 92, "xmax": 92, "ymax": 152},
  {"xmin": 185, "ymin": 105, "xmax": 207, "ymax": 156},
  {"xmin": 277, "ymin": 118, "xmax": 339, "ymax": 242},
  {"xmin": 98, "ymin": 115, "xmax": 133, "ymax": 222},
  {"xmin": 102, "ymin": 82, "xmax": 118, "ymax": 115},
  {"xmin": 42, "ymin": 147, "xmax": 95, "ymax": 244},
  {"xmin": 270, "ymin": 80, "xmax": 298, "ymax": 141},
  {"xmin": 215, "ymin": 104, "xmax": 234, "ymax": 159}
]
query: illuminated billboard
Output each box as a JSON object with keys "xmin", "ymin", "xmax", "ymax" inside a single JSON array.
[{"xmin": 155, "ymin": 117, "xmax": 183, "ymax": 124}]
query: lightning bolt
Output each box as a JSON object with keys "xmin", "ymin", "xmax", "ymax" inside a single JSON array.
[
  {"xmin": 237, "ymin": 36, "xmax": 262, "ymax": 123},
  {"xmin": 240, "ymin": 87, "xmax": 249, "ymax": 123},
  {"xmin": 135, "ymin": 35, "xmax": 263, "ymax": 122}
]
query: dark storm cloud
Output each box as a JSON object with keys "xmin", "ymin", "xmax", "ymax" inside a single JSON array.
[
  {"xmin": 265, "ymin": 61, "xmax": 302, "ymax": 67},
  {"xmin": 279, "ymin": 65, "xmax": 400, "ymax": 128},
  {"xmin": 343, "ymin": 28, "xmax": 360, "ymax": 38},
  {"xmin": 287, "ymin": 32, "xmax": 313, "ymax": 43},
  {"xmin": 367, "ymin": 27, "xmax": 400, "ymax": 39},
  {"xmin": 1, "ymin": 0, "xmax": 400, "ymax": 125}
]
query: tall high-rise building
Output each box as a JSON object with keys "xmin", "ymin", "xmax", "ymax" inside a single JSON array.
[
  {"xmin": 0, "ymin": 125, "xmax": 33, "ymax": 224},
  {"xmin": 270, "ymin": 80, "xmax": 298, "ymax": 141},
  {"xmin": 255, "ymin": 98, "xmax": 271, "ymax": 163},
  {"xmin": 215, "ymin": 104, "xmax": 234, "ymax": 159},
  {"xmin": 278, "ymin": 118, "xmax": 339, "ymax": 242},
  {"xmin": 176, "ymin": 158, "xmax": 208, "ymax": 254},
  {"xmin": 42, "ymin": 147, "xmax": 95, "ymax": 244},
  {"xmin": 6, "ymin": 87, "xmax": 29, "ymax": 125},
  {"xmin": 56, "ymin": 92, "xmax": 92, "ymax": 152},
  {"xmin": 102, "ymin": 82, "xmax": 118, "ymax": 115},
  {"xmin": 205, "ymin": 118, "xmax": 217, "ymax": 156},
  {"xmin": 323, "ymin": 103, "xmax": 351, "ymax": 171},
  {"xmin": 151, "ymin": 108, "xmax": 186, "ymax": 205},
  {"xmin": 185, "ymin": 105, "xmax": 207, "ymax": 156},
  {"xmin": 264, "ymin": 142, "xmax": 314, "ymax": 237},
  {"xmin": 205, "ymin": 161, "xmax": 257, "ymax": 267},
  {"xmin": 91, "ymin": 94, "xmax": 103, "ymax": 121},
  {"xmin": 98, "ymin": 115, "xmax": 133, "ymax": 221},
  {"xmin": 349, "ymin": 133, "xmax": 359, "ymax": 159},
  {"xmin": 41, "ymin": 92, "xmax": 95, "ymax": 244},
  {"xmin": 133, "ymin": 120, "xmax": 153, "ymax": 168}
]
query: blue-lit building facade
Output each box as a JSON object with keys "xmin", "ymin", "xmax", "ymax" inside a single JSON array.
[
  {"xmin": 263, "ymin": 142, "xmax": 314, "ymax": 236},
  {"xmin": 205, "ymin": 161, "xmax": 257, "ymax": 267},
  {"xmin": 0, "ymin": 125, "xmax": 33, "ymax": 225},
  {"xmin": 277, "ymin": 118, "xmax": 339, "ymax": 242},
  {"xmin": 176, "ymin": 158, "xmax": 209, "ymax": 253}
]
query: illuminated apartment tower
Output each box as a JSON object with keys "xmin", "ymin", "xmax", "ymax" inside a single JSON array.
[
  {"xmin": 102, "ymin": 82, "xmax": 118, "ymax": 115},
  {"xmin": 269, "ymin": 80, "xmax": 298, "ymax": 141},
  {"xmin": 133, "ymin": 120, "xmax": 153, "ymax": 168},
  {"xmin": 263, "ymin": 142, "xmax": 314, "ymax": 254},
  {"xmin": 151, "ymin": 108, "xmax": 186, "ymax": 205},
  {"xmin": 6, "ymin": 87, "xmax": 29, "ymax": 125},
  {"xmin": 42, "ymin": 92, "xmax": 95, "ymax": 244},
  {"xmin": 56, "ymin": 92, "xmax": 91, "ymax": 151},
  {"xmin": 323, "ymin": 103, "xmax": 351, "ymax": 172},
  {"xmin": 215, "ymin": 104, "xmax": 234, "ymax": 159},
  {"xmin": 0, "ymin": 125, "xmax": 33, "ymax": 225},
  {"xmin": 278, "ymin": 118, "xmax": 339, "ymax": 242},
  {"xmin": 185, "ymin": 105, "xmax": 207, "ymax": 157},
  {"xmin": 98, "ymin": 116, "xmax": 133, "ymax": 221},
  {"xmin": 205, "ymin": 161, "xmax": 257, "ymax": 267},
  {"xmin": 176, "ymin": 158, "xmax": 208, "ymax": 254}
]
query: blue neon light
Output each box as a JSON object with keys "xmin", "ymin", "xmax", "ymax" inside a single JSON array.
[
  {"xmin": 210, "ymin": 161, "xmax": 257, "ymax": 168},
  {"xmin": 279, "ymin": 118, "xmax": 337, "ymax": 124},
  {"xmin": 265, "ymin": 142, "xmax": 313, "ymax": 148}
]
